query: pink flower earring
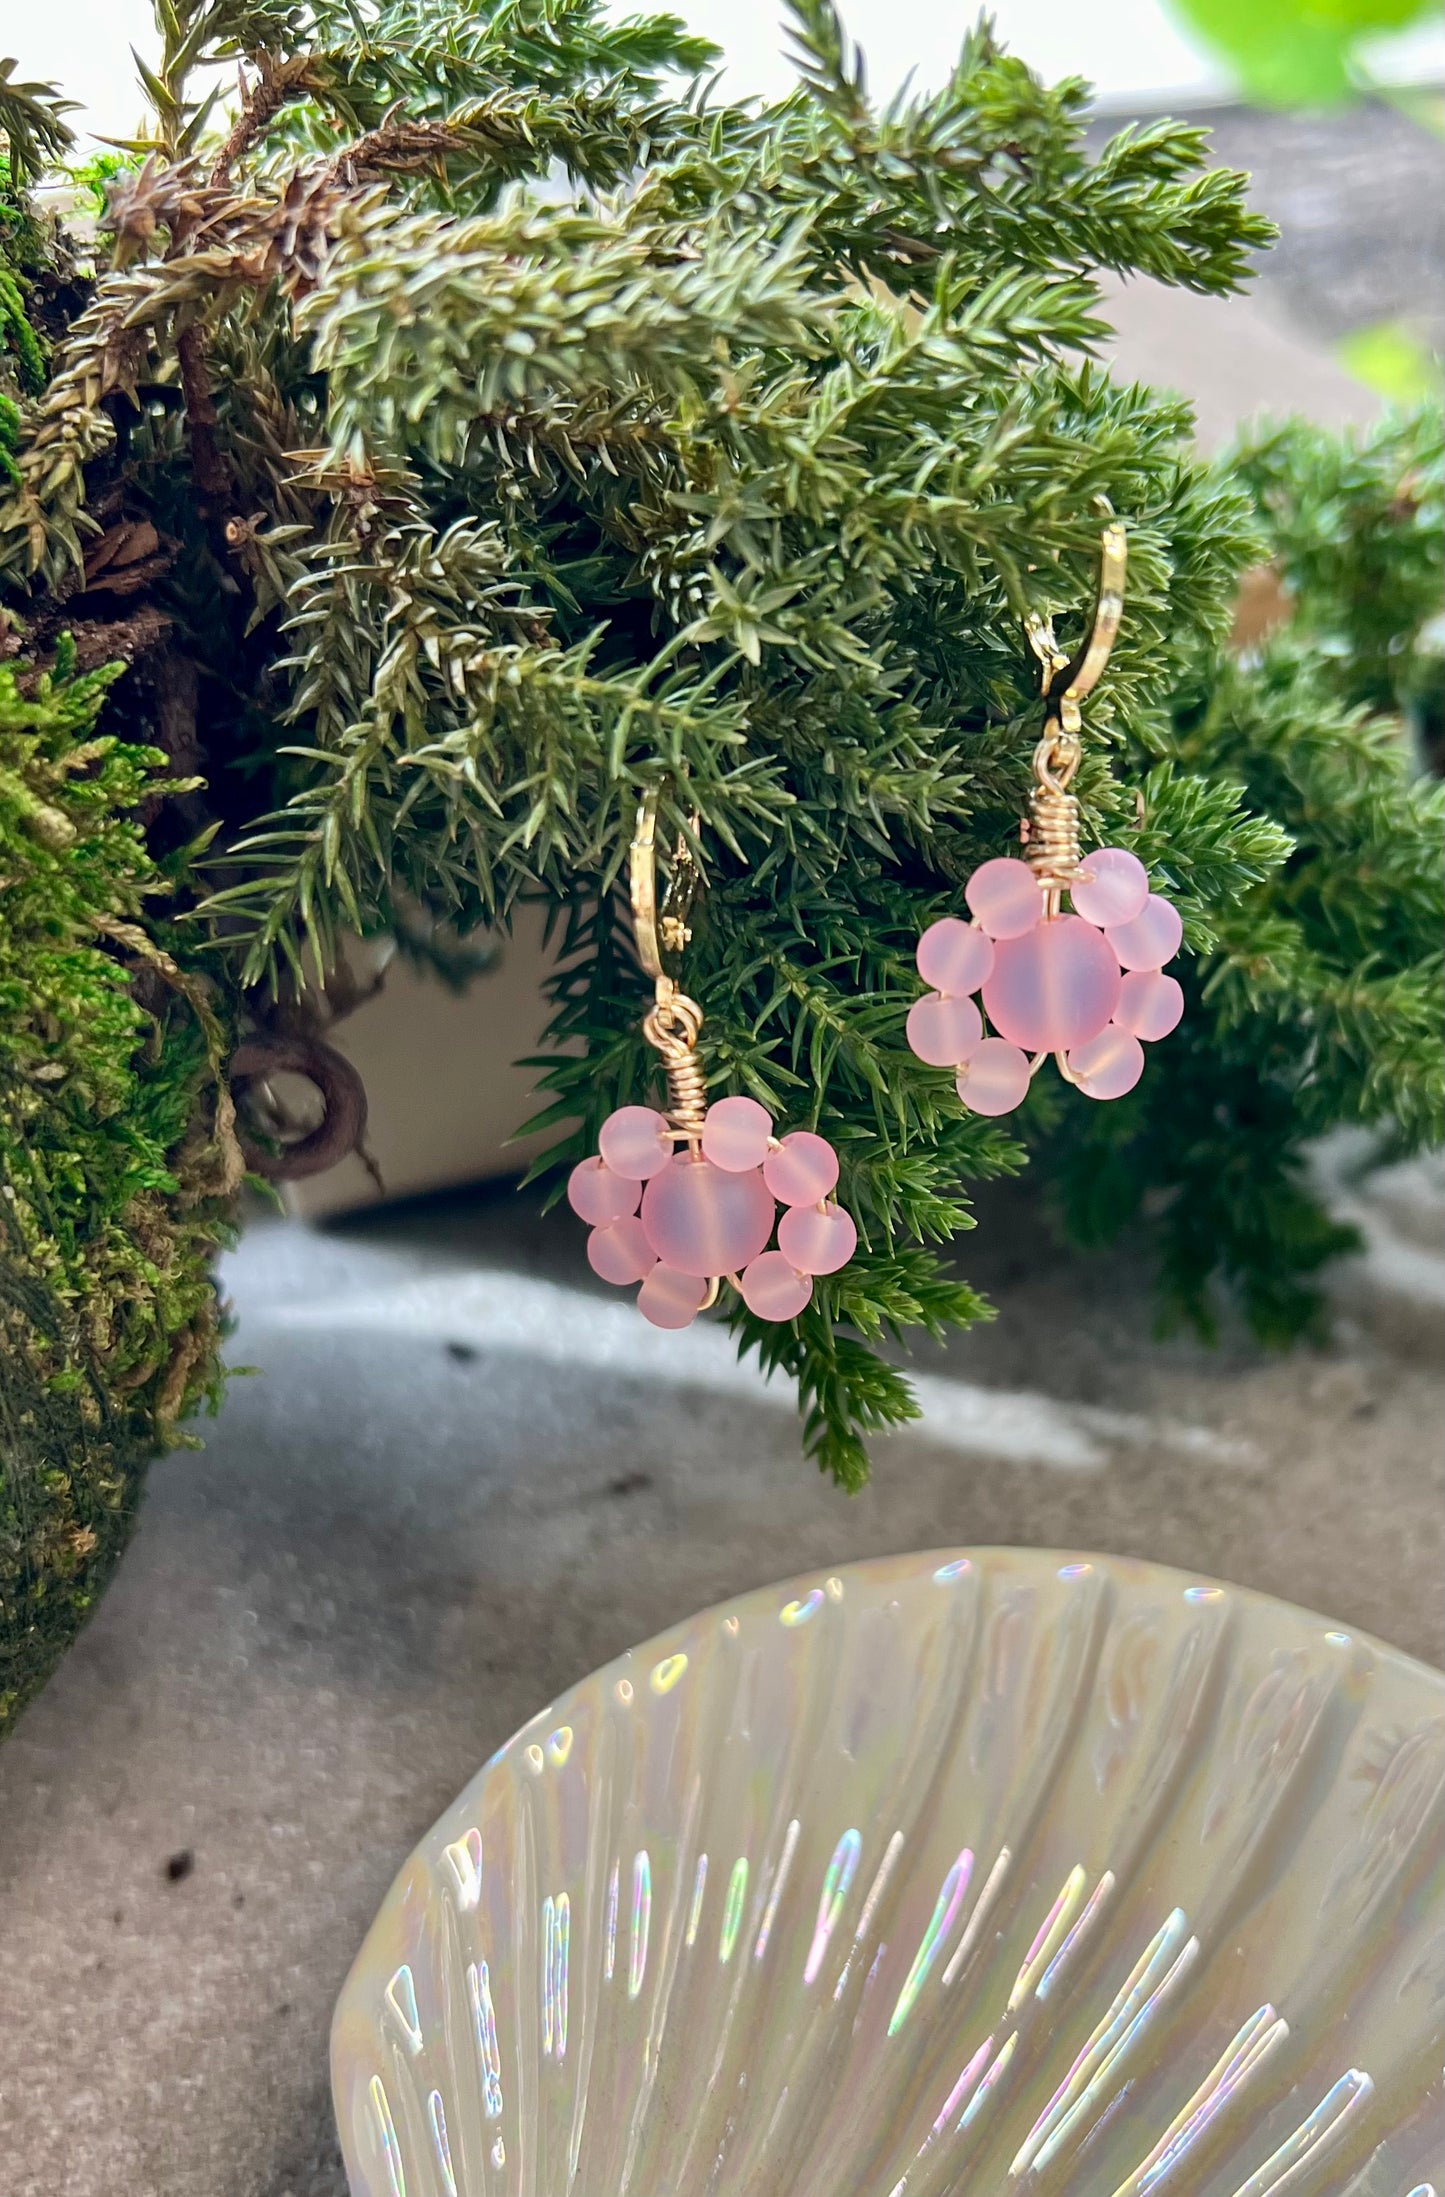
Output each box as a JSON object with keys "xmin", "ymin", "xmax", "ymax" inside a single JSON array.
[
  {"xmin": 568, "ymin": 794, "xmax": 857, "ymax": 1329},
  {"xmin": 908, "ymin": 522, "xmax": 1183, "ymax": 1114}
]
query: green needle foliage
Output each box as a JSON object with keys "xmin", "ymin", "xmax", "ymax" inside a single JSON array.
[{"xmin": 0, "ymin": 0, "xmax": 1439, "ymax": 1597}]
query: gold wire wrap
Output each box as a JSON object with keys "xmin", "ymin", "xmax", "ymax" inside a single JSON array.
[
  {"xmin": 641, "ymin": 987, "xmax": 708, "ymax": 1147},
  {"xmin": 1026, "ymin": 731, "xmax": 1083, "ymax": 892}
]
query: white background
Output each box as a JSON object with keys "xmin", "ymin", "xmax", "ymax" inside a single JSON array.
[{"xmin": 15, "ymin": 0, "xmax": 1445, "ymax": 145}]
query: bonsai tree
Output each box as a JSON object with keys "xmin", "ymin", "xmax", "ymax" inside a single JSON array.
[{"xmin": 1, "ymin": 0, "xmax": 1440, "ymax": 1733}]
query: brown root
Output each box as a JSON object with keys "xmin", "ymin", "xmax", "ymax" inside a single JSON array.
[{"xmin": 228, "ymin": 1034, "xmax": 369, "ymax": 1181}]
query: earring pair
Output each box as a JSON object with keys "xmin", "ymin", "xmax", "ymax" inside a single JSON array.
[{"xmin": 568, "ymin": 525, "xmax": 1183, "ymax": 1331}]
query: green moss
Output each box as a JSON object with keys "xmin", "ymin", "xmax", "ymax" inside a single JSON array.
[{"xmin": 0, "ymin": 655, "xmax": 238, "ymax": 1736}]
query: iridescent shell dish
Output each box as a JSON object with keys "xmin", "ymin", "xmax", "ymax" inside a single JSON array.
[{"xmin": 332, "ymin": 1549, "xmax": 1444, "ymax": 2196}]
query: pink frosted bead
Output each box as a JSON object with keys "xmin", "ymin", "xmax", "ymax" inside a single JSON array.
[
  {"xmin": 906, "ymin": 992, "xmax": 984, "ymax": 1069},
  {"xmin": 587, "ymin": 1216, "xmax": 657, "ymax": 1285},
  {"xmin": 1107, "ymin": 894, "xmax": 1183, "ymax": 972},
  {"xmin": 763, "ymin": 1131, "xmax": 838, "ymax": 1207},
  {"xmin": 640, "ymin": 1155, "xmax": 775, "ymax": 1277},
  {"xmin": 567, "ymin": 1156, "xmax": 641, "ymax": 1226},
  {"xmin": 598, "ymin": 1105, "xmax": 674, "ymax": 1180},
  {"xmin": 1067, "ymin": 1024, "xmax": 1145, "ymax": 1100},
  {"xmin": 1115, "ymin": 969, "xmax": 1184, "ymax": 1042},
  {"xmin": 954, "ymin": 1039, "xmax": 1031, "ymax": 1116},
  {"xmin": 1069, "ymin": 846, "xmax": 1149, "ymax": 929},
  {"xmin": 637, "ymin": 1264, "xmax": 708, "ymax": 1330},
  {"xmin": 701, "ymin": 1094, "xmax": 774, "ymax": 1173},
  {"xmin": 916, "ymin": 918, "xmax": 994, "ymax": 997},
  {"xmin": 740, "ymin": 1252, "xmax": 813, "ymax": 1321},
  {"xmin": 964, "ymin": 858, "xmax": 1043, "ymax": 940},
  {"xmin": 982, "ymin": 915, "xmax": 1121, "ymax": 1052},
  {"xmin": 776, "ymin": 1200, "xmax": 857, "ymax": 1277}
]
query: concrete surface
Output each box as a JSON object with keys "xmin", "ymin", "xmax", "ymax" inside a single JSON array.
[
  {"xmin": 0, "ymin": 1178, "xmax": 1441, "ymax": 2197},
  {"xmin": 1314, "ymin": 1135, "xmax": 1445, "ymax": 1362}
]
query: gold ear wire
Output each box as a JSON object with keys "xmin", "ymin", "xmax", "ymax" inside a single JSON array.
[
  {"xmin": 630, "ymin": 790, "xmax": 665, "ymax": 984},
  {"xmin": 1024, "ymin": 521, "xmax": 1128, "ymax": 731},
  {"xmin": 628, "ymin": 790, "xmax": 708, "ymax": 1146},
  {"xmin": 629, "ymin": 790, "xmax": 702, "ymax": 993},
  {"xmin": 1021, "ymin": 523, "xmax": 1128, "ymax": 907},
  {"xmin": 1057, "ymin": 521, "xmax": 1127, "ymax": 729}
]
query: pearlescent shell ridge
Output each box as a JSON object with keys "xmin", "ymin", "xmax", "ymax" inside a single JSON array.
[{"xmin": 333, "ymin": 1551, "xmax": 1444, "ymax": 2197}]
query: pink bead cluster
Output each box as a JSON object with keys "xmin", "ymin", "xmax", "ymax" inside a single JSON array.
[
  {"xmin": 567, "ymin": 1096, "xmax": 857, "ymax": 1329},
  {"xmin": 907, "ymin": 849, "xmax": 1183, "ymax": 1114}
]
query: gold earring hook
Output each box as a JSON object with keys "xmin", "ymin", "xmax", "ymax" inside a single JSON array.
[
  {"xmin": 1021, "ymin": 522, "xmax": 1128, "ymax": 910},
  {"xmin": 629, "ymin": 790, "xmax": 701, "ymax": 994},
  {"xmin": 629, "ymin": 790, "xmax": 709, "ymax": 1145},
  {"xmin": 1024, "ymin": 521, "xmax": 1128, "ymax": 732},
  {"xmin": 1057, "ymin": 521, "xmax": 1127, "ymax": 727},
  {"xmin": 630, "ymin": 790, "xmax": 666, "ymax": 985}
]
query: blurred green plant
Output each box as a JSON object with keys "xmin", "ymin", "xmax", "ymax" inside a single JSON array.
[
  {"xmin": 62, "ymin": 149, "xmax": 136, "ymax": 224},
  {"xmin": 0, "ymin": 56, "xmax": 75, "ymax": 188},
  {"xmin": 1169, "ymin": 0, "xmax": 1439, "ymax": 105},
  {"xmin": 1337, "ymin": 321, "xmax": 1442, "ymax": 406}
]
